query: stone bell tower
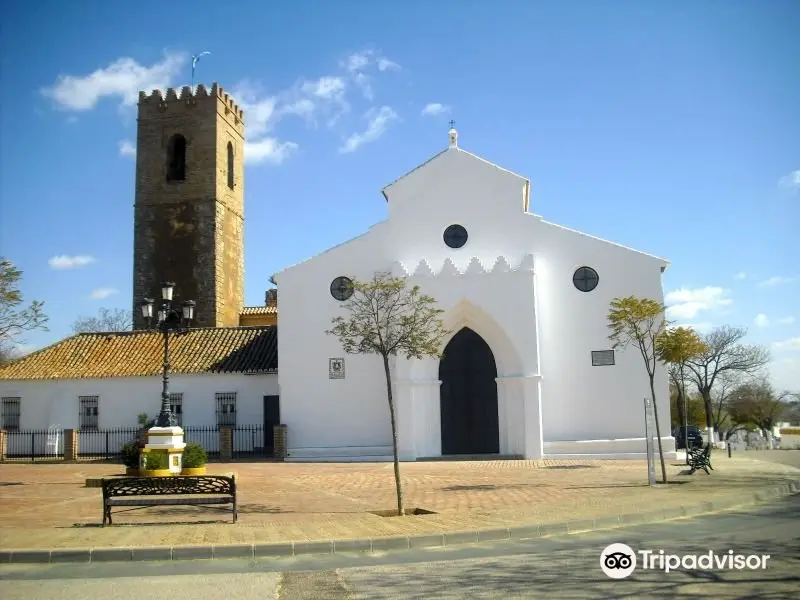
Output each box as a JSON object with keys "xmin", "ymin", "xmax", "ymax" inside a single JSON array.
[{"xmin": 132, "ymin": 83, "xmax": 245, "ymax": 329}]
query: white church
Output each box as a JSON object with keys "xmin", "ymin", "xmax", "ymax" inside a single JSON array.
[
  {"xmin": 276, "ymin": 126, "xmax": 674, "ymax": 461},
  {"xmin": 0, "ymin": 83, "xmax": 675, "ymax": 461}
]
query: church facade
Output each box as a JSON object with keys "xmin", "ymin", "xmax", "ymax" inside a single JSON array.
[{"xmin": 276, "ymin": 127, "xmax": 675, "ymax": 461}]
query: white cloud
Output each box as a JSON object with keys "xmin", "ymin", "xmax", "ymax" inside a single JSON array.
[
  {"xmin": 377, "ymin": 57, "xmax": 401, "ymax": 72},
  {"xmin": 245, "ymin": 138, "xmax": 298, "ymax": 165},
  {"xmin": 41, "ymin": 52, "xmax": 186, "ymax": 111},
  {"xmin": 773, "ymin": 337, "xmax": 800, "ymax": 351},
  {"xmin": 48, "ymin": 255, "xmax": 96, "ymax": 270},
  {"xmin": 754, "ymin": 313, "xmax": 770, "ymax": 327},
  {"xmin": 674, "ymin": 322, "xmax": 714, "ymax": 334},
  {"xmin": 770, "ymin": 357, "xmax": 800, "ymax": 392},
  {"xmin": 757, "ymin": 276, "xmax": 796, "ymax": 288},
  {"xmin": 118, "ymin": 140, "xmax": 135, "ymax": 157},
  {"xmin": 421, "ymin": 103, "xmax": 451, "ymax": 117},
  {"xmin": 733, "ymin": 271, "xmax": 747, "ymax": 281},
  {"xmin": 664, "ymin": 286, "xmax": 733, "ymax": 320},
  {"xmin": 339, "ymin": 106, "xmax": 398, "ymax": 154},
  {"xmin": 340, "ymin": 49, "xmax": 400, "ymax": 100},
  {"xmin": 777, "ymin": 316, "xmax": 796, "ymax": 325},
  {"xmin": 89, "ymin": 288, "xmax": 119, "ymax": 300},
  {"xmin": 778, "ymin": 169, "xmax": 800, "ymax": 192}
]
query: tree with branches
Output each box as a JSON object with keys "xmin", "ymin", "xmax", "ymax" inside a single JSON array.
[
  {"xmin": 727, "ymin": 378, "xmax": 793, "ymax": 448},
  {"xmin": 72, "ymin": 308, "xmax": 133, "ymax": 333},
  {"xmin": 0, "ymin": 258, "xmax": 48, "ymax": 362},
  {"xmin": 684, "ymin": 326, "xmax": 770, "ymax": 445},
  {"xmin": 326, "ymin": 272, "xmax": 449, "ymax": 516},
  {"xmin": 656, "ymin": 326, "xmax": 707, "ymax": 455},
  {"xmin": 607, "ymin": 296, "xmax": 669, "ymax": 483}
]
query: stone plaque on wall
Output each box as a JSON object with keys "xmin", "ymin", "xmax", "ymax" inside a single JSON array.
[{"xmin": 329, "ymin": 358, "xmax": 345, "ymax": 379}]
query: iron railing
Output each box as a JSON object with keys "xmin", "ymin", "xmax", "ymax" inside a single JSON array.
[
  {"xmin": 232, "ymin": 424, "xmax": 271, "ymax": 458},
  {"xmin": 5, "ymin": 428, "xmax": 65, "ymax": 461},
  {"xmin": 78, "ymin": 427, "xmax": 140, "ymax": 459},
  {"xmin": 183, "ymin": 425, "xmax": 220, "ymax": 457}
]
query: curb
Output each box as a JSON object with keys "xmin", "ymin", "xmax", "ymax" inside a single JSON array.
[{"xmin": 2, "ymin": 479, "xmax": 798, "ymax": 566}]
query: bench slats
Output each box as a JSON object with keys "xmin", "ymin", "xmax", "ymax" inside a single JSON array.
[{"xmin": 107, "ymin": 497, "xmax": 234, "ymax": 506}]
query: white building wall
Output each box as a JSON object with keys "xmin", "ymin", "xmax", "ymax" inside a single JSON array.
[
  {"xmin": 0, "ymin": 373, "xmax": 277, "ymax": 430},
  {"xmin": 275, "ymin": 145, "xmax": 674, "ymax": 460}
]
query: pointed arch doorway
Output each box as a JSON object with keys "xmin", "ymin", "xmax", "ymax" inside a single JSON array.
[{"xmin": 439, "ymin": 327, "xmax": 500, "ymax": 455}]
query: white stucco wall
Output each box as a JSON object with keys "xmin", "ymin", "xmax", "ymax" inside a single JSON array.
[
  {"xmin": 0, "ymin": 373, "xmax": 277, "ymax": 431},
  {"xmin": 275, "ymin": 143, "xmax": 673, "ymax": 460}
]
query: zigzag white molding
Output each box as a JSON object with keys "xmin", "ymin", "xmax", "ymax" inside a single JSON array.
[{"xmin": 400, "ymin": 254, "xmax": 535, "ymax": 277}]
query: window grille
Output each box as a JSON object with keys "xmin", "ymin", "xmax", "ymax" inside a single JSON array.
[
  {"xmin": 1, "ymin": 397, "xmax": 21, "ymax": 431},
  {"xmin": 591, "ymin": 350, "xmax": 616, "ymax": 367},
  {"xmin": 79, "ymin": 396, "xmax": 99, "ymax": 430},
  {"xmin": 215, "ymin": 392, "xmax": 237, "ymax": 426},
  {"xmin": 169, "ymin": 392, "xmax": 183, "ymax": 426}
]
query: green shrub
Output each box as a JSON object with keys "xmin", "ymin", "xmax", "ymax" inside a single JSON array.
[
  {"xmin": 182, "ymin": 442, "xmax": 208, "ymax": 468},
  {"xmin": 121, "ymin": 441, "xmax": 140, "ymax": 468},
  {"xmin": 142, "ymin": 451, "xmax": 168, "ymax": 470}
]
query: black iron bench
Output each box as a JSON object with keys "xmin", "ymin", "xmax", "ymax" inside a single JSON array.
[
  {"xmin": 687, "ymin": 445, "xmax": 713, "ymax": 475},
  {"xmin": 101, "ymin": 475, "xmax": 237, "ymax": 525}
]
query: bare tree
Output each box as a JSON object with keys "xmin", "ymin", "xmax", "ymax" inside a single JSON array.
[
  {"xmin": 72, "ymin": 308, "xmax": 133, "ymax": 333},
  {"xmin": 710, "ymin": 371, "xmax": 740, "ymax": 437},
  {"xmin": 685, "ymin": 326, "xmax": 770, "ymax": 445},
  {"xmin": 326, "ymin": 272, "xmax": 449, "ymax": 516},
  {"xmin": 0, "ymin": 257, "xmax": 48, "ymax": 349}
]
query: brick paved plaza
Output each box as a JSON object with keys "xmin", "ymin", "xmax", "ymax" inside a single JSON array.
[{"xmin": 0, "ymin": 456, "xmax": 797, "ymax": 550}]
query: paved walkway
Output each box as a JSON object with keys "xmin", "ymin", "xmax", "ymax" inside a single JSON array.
[{"xmin": 0, "ymin": 456, "xmax": 797, "ymax": 550}]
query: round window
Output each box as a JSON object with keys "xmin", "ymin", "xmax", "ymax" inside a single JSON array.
[
  {"xmin": 443, "ymin": 224, "xmax": 468, "ymax": 249},
  {"xmin": 573, "ymin": 266, "xmax": 599, "ymax": 293},
  {"xmin": 330, "ymin": 276, "xmax": 354, "ymax": 301}
]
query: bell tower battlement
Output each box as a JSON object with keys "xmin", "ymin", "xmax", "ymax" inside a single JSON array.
[{"xmin": 132, "ymin": 82, "xmax": 246, "ymax": 330}]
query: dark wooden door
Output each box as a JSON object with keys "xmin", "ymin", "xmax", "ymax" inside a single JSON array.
[
  {"xmin": 263, "ymin": 395, "xmax": 280, "ymax": 454},
  {"xmin": 439, "ymin": 327, "xmax": 499, "ymax": 455}
]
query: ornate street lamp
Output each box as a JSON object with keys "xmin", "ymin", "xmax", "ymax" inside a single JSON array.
[{"xmin": 140, "ymin": 282, "xmax": 196, "ymax": 428}]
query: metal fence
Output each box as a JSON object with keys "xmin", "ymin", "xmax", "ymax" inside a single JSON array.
[
  {"xmin": 78, "ymin": 427, "xmax": 139, "ymax": 459},
  {"xmin": 3, "ymin": 424, "xmax": 275, "ymax": 462},
  {"xmin": 5, "ymin": 428, "xmax": 64, "ymax": 461},
  {"xmin": 232, "ymin": 424, "xmax": 270, "ymax": 459},
  {"xmin": 183, "ymin": 426, "xmax": 220, "ymax": 457}
]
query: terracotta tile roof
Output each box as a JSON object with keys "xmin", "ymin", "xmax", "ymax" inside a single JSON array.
[
  {"xmin": 0, "ymin": 326, "xmax": 278, "ymax": 381},
  {"xmin": 240, "ymin": 306, "xmax": 278, "ymax": 315}
]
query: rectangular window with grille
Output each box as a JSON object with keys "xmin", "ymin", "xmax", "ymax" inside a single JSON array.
[
  {"xmin": 1, "ymin": 397, "xmax": 21, "ymax": 431},
  {"xmin": 591, "ymin": 350, "xmax": 616, "ymax": 367},
  {"xmin": 79, "ymin": 396, "xmax": 99, "ymax": 430},
  {"xmin": 169, "ymin": 392, "xmax": 183, "ymax": 426},
  {"xmin": 215, "ymin": 392, "xmax": 237, "ymax": 426}
]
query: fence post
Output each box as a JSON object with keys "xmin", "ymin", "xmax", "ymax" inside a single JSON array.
[
  {"xmin": 273, "ymin": 424, "xmax": 287, "ymax": 460},
  {"xmin": 64, "ymin": 429, "xmax": 79, "ymax": 461},
  {"xmin": 220, "ymin": 426, "xmax": 233, "ymax": 460},
  {"xmin": 0, "ymin": 430, "xmax": 7, "ymax": 462}
]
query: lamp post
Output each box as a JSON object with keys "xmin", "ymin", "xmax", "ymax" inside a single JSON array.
[{"xmin": 140, "ymin": 282, "xmax": 196, "ymax": 428}]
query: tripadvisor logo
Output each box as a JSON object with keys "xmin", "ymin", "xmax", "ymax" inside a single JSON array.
[{"xmin": 600, "ymin": 543, "xmax": 770, "ymax": 579}]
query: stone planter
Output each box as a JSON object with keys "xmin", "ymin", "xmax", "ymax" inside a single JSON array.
[
  {"xmin": 181, "ymin": 466, "xmax": 207, "ymax": 475},
  {"xmin": 138, "ymin": 468, "xmax": 173, "ymax": 477}
]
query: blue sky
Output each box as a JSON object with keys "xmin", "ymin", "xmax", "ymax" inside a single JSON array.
[{"xmin": 0, "ymin": 0, "xmax": 798, "ymax": 390}]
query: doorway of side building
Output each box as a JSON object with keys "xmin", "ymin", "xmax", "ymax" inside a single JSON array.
[{"xmin": 263, "ymin": 395, "xmax": 280, "ymax": 456}]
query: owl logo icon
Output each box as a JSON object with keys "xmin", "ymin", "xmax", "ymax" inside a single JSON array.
[{"xmin": 600, "ymin": 543, "xmax": 637, "ymax": 579}]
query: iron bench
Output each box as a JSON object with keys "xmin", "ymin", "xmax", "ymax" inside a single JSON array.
[
  {"xmin": 101, "ymin": 475, "xmax": 237, "ymax": 525},
  {"xmin": 687, "ymin": 445, "xmax": 713, "ymax": 475}
]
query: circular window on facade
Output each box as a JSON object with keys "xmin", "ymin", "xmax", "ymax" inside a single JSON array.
[
  {"xmin": 573, "ymin": 266, "xmax": 599, "ymax": 292},
  {"xmin": 443, "ymin": 224, "xmax": 468, "ymax": 249},
  {"xmin": 330, "ymin": 276, "xmax": 354, "ymax": 301}
]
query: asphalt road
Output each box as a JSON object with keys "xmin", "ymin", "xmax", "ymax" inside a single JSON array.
[{"xmin": 1, "ymin": 494, "xmax": 798, "ymax": 599}]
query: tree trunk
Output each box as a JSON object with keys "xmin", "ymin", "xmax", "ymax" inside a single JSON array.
[
  {"xmin": 701, "ymin": 388, "xmax": 714, "ymax": 449},
  {"xmin": 649, "ymin": 376, "xmax": 668, "ymax": 484},
  {"xmin": 382, "ymin": 354, "xmax": 405, "ymax": 516}
]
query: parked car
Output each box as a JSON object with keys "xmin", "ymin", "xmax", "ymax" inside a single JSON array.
[{"xmin": 673, "ymin": 426, "xmax": 704, "ymax": 450}]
